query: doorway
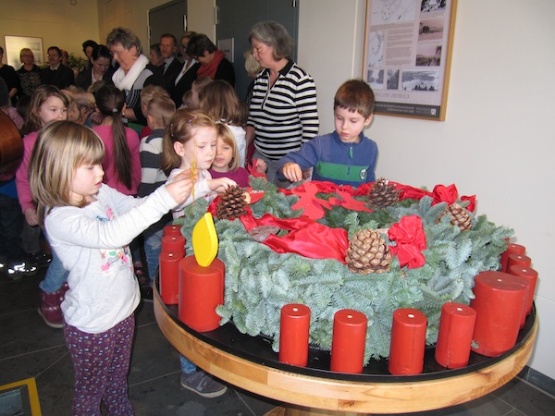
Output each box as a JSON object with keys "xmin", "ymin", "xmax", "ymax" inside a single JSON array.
[
  {"xmin": 148, "ymin": 0, "xmax": 188, "ymax": 49},
  {"xmin": 216, "ymin": 0, "xmax": 299, "ymax": 100}
]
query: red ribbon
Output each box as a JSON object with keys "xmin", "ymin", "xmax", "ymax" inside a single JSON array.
[
  {"xmin": 239, "ymin": 212, "xmax": 349, "ymax": 263},
  {"xmin": 388, "ymin": 215, "xmax": 427, "ymax": 269}
]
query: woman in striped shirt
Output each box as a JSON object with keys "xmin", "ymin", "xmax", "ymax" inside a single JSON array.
[{"xmin": 246, "ymin": 21, "xmax": 319, "ymax": 185}]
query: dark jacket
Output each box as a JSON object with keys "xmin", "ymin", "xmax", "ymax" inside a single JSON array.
[
  {"xmin": 170, "ymin": 62, "xmax": 200, "ymax": 107},
  {"xmin": 40, "ymin": 64, "xmax": 75, "ymax": 89},
  {"xmin": 75, "ymin": 66, "xmax": 115, "ymax": 91}
]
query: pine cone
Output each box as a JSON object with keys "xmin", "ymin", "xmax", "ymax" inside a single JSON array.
[
  {"xmin": 216, "ymin": 186, "xmax": 248, "ymax": 220},
  {"xmin": 440, "ymin": 203, "xmax": 472, "ymax": 231},
  {"xmin": 367, "ymin": 178, "xmax": 400, "ymax": 210},
  {"xmin": 346, "ymin": 229, "xmax": 392, "ymax": 274}
]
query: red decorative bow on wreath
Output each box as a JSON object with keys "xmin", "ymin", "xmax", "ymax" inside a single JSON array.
[{"xmin": 388, "ymin": 215, "xmax": 427, "ymax": 269}]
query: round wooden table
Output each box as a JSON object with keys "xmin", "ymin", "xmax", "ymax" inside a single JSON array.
[{"xmin": 153, "ymin": 285, "xmax": 538, "ymax": 415}]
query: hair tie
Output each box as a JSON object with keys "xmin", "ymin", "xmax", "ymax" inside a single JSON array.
[
  {"xmin": 169, "ymin": 123, "xmax": 175, "ymax": 138},
  {"xmin": 112, "ymin": 108, "xmax": 119, "ymax": 113}
]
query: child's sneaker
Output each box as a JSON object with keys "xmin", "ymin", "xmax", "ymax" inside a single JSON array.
[
  {"xmin": 5, "ymin": 260, "xmax": 38, "ymax": 279},
  {"xmin": 180, "ymin": 370, "xmax": 227, "ymax": 398}
]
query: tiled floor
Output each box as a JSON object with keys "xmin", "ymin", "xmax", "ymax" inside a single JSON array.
[{"xmin": 1, "ymin": 268, "xmax": 554, "ymax": 416}]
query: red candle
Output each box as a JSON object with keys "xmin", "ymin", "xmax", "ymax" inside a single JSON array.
[
  {"xmin": 434, "ymin": 303, "xmax": 476, "ymax": 369},
  {"xmin": 388, "ymin": 308, "xmax": 427, "ymax": 375},
  {"xmin": 178, "ymin": 256, "xmax": 225, "ymax": 332},
  {"xmin": 470, "ymin": 271, "xmax": 528, "ymax": 357},
  {"xmin": 161, "ymin": 234, "xmax": 185, "ymax": 258},
  {"xmin": 330, "ymin": 309, "xmax": 367, "ymax": 373},
  {"xmin": 506, "ymin": 254, "xmax": 532, "ymax": 270},
  {"xmin": 507, "ymin": 265, "xmax": 538, "ymax": 329},
  {"xmin": 164, "ymin": 224, "xmax": 182, "ymax": 237},
  {"xmin": 159, "ymin": 252, "xmax": 181, "ymax": 305},
  {"xmin": 500, "ymin": 243, "xmax": 525, "ymax": 272},
  {"xmin": 279, "ymin": 304, "xmax": 311, "ymax": 367}
]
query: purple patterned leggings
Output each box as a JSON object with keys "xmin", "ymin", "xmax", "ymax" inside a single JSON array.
[{"xmin": 64, "ymin": 314, "xmax": 135, "ymax": 416}]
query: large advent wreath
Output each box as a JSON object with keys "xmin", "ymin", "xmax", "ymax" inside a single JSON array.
[{"xmin": 175, "ymin": 177, "xmax": 512, "ymax": 364}]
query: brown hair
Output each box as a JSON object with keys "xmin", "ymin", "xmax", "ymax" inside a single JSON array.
[
  {"xmin": 93, "ymin": 84, "xmax": 132, "ymax": 189},
  {"xmin": 198, "ymin": 79, "xmax": 246, "ymax": 126},
  {"xmin": 333, "ymin": 79, "xmax": 375, "ymax": 118},
  {"xmin": 22, "ymin": 85, "xmax": 70, "ymax": 135},
  {"xmin": 29, "ymin": 120, "xmax": 104, "ymax": 225},
  {"xmin": 106, "ymin": 27, "xmax": 142, "ymax": 55}
]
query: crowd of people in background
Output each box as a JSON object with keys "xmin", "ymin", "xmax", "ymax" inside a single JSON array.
[{"xmin": 0, "ymin": 20, "xmax": 380, "ymax": 414}]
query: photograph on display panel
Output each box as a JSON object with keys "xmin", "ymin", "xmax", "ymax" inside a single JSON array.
[{"xmin": 363, "ymin": 0, "xmax": 457, "ymax": 121}]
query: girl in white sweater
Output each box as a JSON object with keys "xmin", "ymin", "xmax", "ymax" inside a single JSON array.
[{"xmin": 29, "ymin": 120, "xmax": 193, "ymax": 415}]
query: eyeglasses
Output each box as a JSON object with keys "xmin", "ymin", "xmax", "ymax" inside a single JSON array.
[{"xmin": 251, "ymin": 46, "xmax": 265, "ymax": 55}]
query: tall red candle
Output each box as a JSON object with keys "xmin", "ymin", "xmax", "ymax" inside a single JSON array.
[
  {"xmin": 507, "ymin": 265, "xmax": 538, "ymax": 329},
  {"xmin": 178, "ymin": 256, "xmax": 225, "ymax": 332},
  {"xmin": 159, "ymin": 252, "xmax": 181, "ymax": 305},
  {"xmin": 506, "ymin": 254, "xmax": 532, "ymax": 270},
  {"xmin": 279, "ymin": 304, "xmax": 311, "ymax": 367},
  {"xmin": 161, "ymin": 234, "xmax": 185, "ymax": 258},
  {"xmin": 500, "ymin": 243, "xmax": 525, "ymax": 272},
  {"xmin": 388, "ymin": 308, "xmax": 427, "ymax": 375},
  {"xmin": 163, "ymin": 224, "xmax": 182, "ymax": 237},
  {"xmin": 330, "ymin": 309, "xmax": 367, "ymax": 373},
  {"xmin": 470, "ymin": 271, "xmax": 528, "ymax": 357},
  {"xmin": 434, "ymin": 303, "xmax": 476, "ymax": 369},
  {"xmin": 507, "ymin": 265, "xmax": 538, "ymax": 316}
]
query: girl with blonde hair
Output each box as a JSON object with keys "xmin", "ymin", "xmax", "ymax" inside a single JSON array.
[{"xmin": 29, "ymin": 120, "xmax": 193, "ymax": 414}]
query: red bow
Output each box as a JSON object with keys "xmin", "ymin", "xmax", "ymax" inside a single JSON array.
[
  {"xmin": 431, "ymin": 184, "xmax": 476, "ymax": 212},
  {"xmin": 388, "ymin": 215, "xmax": 427, "ymax": 269}
]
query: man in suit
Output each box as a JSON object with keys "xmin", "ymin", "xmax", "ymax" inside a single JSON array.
[
  {"xmin": 170, "ymin": 31, "xmax": 200, "ymax": 107},
  {"xmin": 40, "ymin": 46, "xmax": 75, "ymax": 89},
  {"xmin": 159, "ymin": 34, "xmax": 182, "ymax": 94}
]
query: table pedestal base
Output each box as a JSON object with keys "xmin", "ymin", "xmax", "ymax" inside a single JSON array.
[{"xmin": 266, "ymin": 406, "xmax": 360, "ymax": 416}]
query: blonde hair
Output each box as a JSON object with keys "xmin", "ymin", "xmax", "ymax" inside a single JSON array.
[
  {"xmin": 161, "ymin": 108, "xmax": 217, "ymax": 172},
  {"xmin": 147, "ymin": 95, "xmax": 176, "ymax": 128},
  {"xmin": 216, "ymin": 122, "xmax": 240, "ymax": 171},
  {"xmin": 29, "ymin": 120, "xmax": 105, "ymax": 226},
  {"xmin": 140, "ymin": 85, "xmax": 169, "ymax": 109},
  {"xmin": 19, "ymin": 48, "xmax": 34, "ymax": 61},
  {"xmin": 244, "ymin": 49, "xmax": 261, "ymax": 77}
]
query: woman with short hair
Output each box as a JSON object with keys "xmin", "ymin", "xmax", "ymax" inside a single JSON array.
[{"xmin": 106, "ymin": 27, "xmax": 163, "ymax": 125}]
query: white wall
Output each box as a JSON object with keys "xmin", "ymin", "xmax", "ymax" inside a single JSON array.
[{"xmin": 299, "ymin": 0, "xmax": 555, "ymax": 379}]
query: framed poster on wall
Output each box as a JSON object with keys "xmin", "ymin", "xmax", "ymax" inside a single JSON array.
[
  {"xmin": 4, "ymin": 36, "xmax": 44, "ymax": 69},
  {"xmin": 363, "ymin": 0, "xmax": 457, "ymax": 121}
]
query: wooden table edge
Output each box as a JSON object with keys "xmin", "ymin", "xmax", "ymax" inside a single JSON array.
[{"xmin": 153, "ymin": 287, "xmax": 538, "ymax": 414}]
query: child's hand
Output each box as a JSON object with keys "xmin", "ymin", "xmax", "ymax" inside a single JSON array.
[
  {"xmin": 209, "ymin": 177, "xmax": 237, "ymax": 193},
  {"xmin": 89, "ymin": 111, "xmax": 103, "ymax": 126},
  {"xmin": 255, "ymin": 158, "xmax": 267, "ymax": 173},
  {"xmin": 281, "ymin": 162, "xmax": 303, "ymax": 183},
  {"xmin": 24, "ymin": 208, "xmax": 39, "ymax": 227},
  {"xmin": 165, "ymin": 170, "xmax": 194, "ymax": 204}
]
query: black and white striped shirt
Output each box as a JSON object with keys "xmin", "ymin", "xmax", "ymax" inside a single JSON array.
[{"xmin": 247, "ymin": 60, "xmax": 319, "ymax": 160}]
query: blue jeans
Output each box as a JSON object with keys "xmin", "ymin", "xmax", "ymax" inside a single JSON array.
[
  {"xmin": 143, "ymin": 214, "xmax": 171, "ymax": 285},
  {"xmin": 39, "ymin": 249, "xmax": 68, "ymax": 293},
  {"xmin": 144, "ymin": 227, "xmax": 164, "ymax": 285},
  {"xmin": 179, "ymin": 354, "xmax": 197, "ymax": 374}
]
